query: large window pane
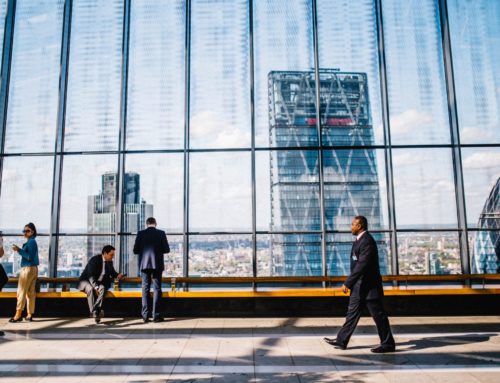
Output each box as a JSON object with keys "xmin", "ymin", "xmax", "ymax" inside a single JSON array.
[
  {"xmin": 254, "ymin": 0, "xmax": 314, "ymax": 147},
  {"xmin": 392, "ymin": 148, "xmax": 457, "ymax": 229},
  {"xmin": 317, "ymin": 0, "xmax": 384, "ymax": 145},
  {"xmin": 0, "ymin": 156, "xmax": 53, "ymax": 233},
  {"xmin": 1, "ymin": 235, "xmax": 49, "ymax": 277},
  {"xmin": 397, "ymin": 232, "xmax": 461, "ymax": 275},
  {"xmin": 383, "ymin": 0, "xmax": 451, "ymax": 144},
  {"xmin": 189, "ymin": 234, "xmax": 252, "ymax": 277},
  {"xmin": 190, "ymin": 152, "xmax": 251, "ymax": 232},
  {"xmin": 4, "ymin": 0, "xmax": 64, "ymax": 153},
  {"xmin": 469, "ymin": 230, "xmax": 499, "ymax": 274},
  {"xmin": 323, "ymin": 149, "xmax": 389, "ymax": 231},
  {"xmin": 257, "ymin": 233, "xmax": 321, "ymax": 277},
  {"xmin": 257, "ymin": 150, "xmax": 320, "ymax": 232},
  {"xmin": 124, "ymin": 153, "xmax": 184, "ymax": 233},
  {"xmin": 122, "ymin": 234, "xmax": 183, "ymax": 278},
  {"xmin": 327, "ymin": 232, "xmax": 391, "ymax": 276},
  {"xmin": 126, "ymin": 0, "xmax": 185, "ymax": 150},
  {"xmin": 64, "ymin": 0, "xmax": 124, "ymax": 151},
  {"xmin": 462, "ymin": 148, "xmax": 500, "ymax": 229},
  {"xmin": 57, "ymin": 235, "xmax": 115, "ymax": 277},
  {"xmin": 189, "ymin": 0, "xmax": 250, "ymax": 149},
  {"xmin": 59, "ymin": 154, "xmax": 118, "ymax": 233},
  {"xmin": 448, "ymin": 0, "xmax": 500, "ymax": 144}
]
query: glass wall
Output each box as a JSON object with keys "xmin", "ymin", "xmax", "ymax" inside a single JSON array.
[{"xmin": 0, "ymin": 0, "xmax": 499, "ymax": 279}]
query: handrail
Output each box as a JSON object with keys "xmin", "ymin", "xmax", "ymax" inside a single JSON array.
[{"xmin": 6, "ymin": 273, "xmax": 500, "ymax": 291}]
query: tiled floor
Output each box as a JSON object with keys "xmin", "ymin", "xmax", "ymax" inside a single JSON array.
[{"xmin": 0, "ymin": 316, "xmax": 499, "ymax": 382}]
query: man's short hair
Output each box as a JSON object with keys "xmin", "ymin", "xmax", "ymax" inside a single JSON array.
[
  {"xmin": 354, "ymin": 215, "xmax": 368, "ymax": 230},
  {"xmin": 101, "ymin": 245, "xmax": 115, "ymax": 255},
  {"xmin": 146, "ymin": 217, "xmax": 157, "ymax": 225}
]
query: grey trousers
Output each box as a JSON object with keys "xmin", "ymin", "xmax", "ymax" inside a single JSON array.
[{"xmin": 79, "ymin": 280, "xmax": 106, "ymax": 315}]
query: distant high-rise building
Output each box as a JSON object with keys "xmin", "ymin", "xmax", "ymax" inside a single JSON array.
[
  {"xmin": 87, "ymin": 172, "xmax": 153, "ymax": 275},
  {"xmin": 268, "ymin": 70, "xmax": 388, "ymax": 276},
  {"xmin": 473, "ymin": 177, "xmax": 500, "ymax": 274}
]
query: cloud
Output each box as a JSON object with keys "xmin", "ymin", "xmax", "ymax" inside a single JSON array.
[
  {"xmin": 190, "ymin": 110, "xmax": 249, "ymax": 148},
  {"xmin": 462, "ymin": 151, "xmax": 500, "ymax": 170},
  {"xmin": 390, "ymin": 109, "xmax": 434, "ymax": 136},
  {"xmin": 460, "ymin": 126, "xmax": 498, "ymax": 143}
]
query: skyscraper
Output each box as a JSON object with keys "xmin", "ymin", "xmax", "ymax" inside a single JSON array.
[
  {"xmin": 268, "ymin": 70, "xmax": 387, "ymax": 276},
  {"xmin": 473, "ymin": 177, "xmax": 500, "ymax": 274},
  {"xmin": 87, "ymin": 172, "xmax": 153, "ymax": 274}
]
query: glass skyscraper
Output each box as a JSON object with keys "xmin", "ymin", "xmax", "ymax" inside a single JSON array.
[{"xmin": 268, "ymin": 70, "xmax": 387, "ymax": 276}]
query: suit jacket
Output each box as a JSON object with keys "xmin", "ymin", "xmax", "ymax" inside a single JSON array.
[
  {"xmin": 79, "ymin": 255, "xmax": 118, "ymax": 290},
  {"xmin": 133, "ymin": 227, "xmax": 170, "ymax": 272},
  {"xmin": 344, "ymin": 232, "xmax": 384, "ymax": 300}
]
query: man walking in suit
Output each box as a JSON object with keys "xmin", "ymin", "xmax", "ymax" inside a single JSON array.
[
  {"xmin": 133, "ymin": 217, "xmax": 170, "ymax": 323},
  {"xmin": 324, "ymin": 216, "xmax": 396, "ymax": 353},
  {"xmin": 79, "ymin": 245, "xmax": 123, "ymax": 323}
]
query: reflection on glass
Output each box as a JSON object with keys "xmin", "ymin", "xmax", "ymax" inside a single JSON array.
[
  {"xmin": 448, "ymin": 0, "xmax": 500, "ymax": 144},
  {"xmin": 57, "ymin": 235, "xmax": 114, "ymax": 277},
  {"xmin": 122, "ymin": 234, "xmax": 183, "ymax": 278},
  {"xmin": 190, "ymin": 0, "xmax": 250, "ymax": 148},
  {"xmin": 4, "ymin": 0, "xmax": 64, "ymax": 153},
  {"xmin": 189, "ymin": 234, "xmax": 252, "ymax": 277},
  {"xmin": 317, "ymin": 0, "xmax": 384, "ymax": 145},
  {"xmin": 383, "ymin": 0, "xmax": 450, "ymax": 144},
  {"xmin": 127, "ymin": 0, "xmax": 185, "ymax": 150},
  {"xmin": 0, "ymin": 156, "xmax": 53, "ymax": 233},
  {"xmin": 469, "ymin": 231, "xmax": 499, "ymax": 274},
  {"xmin": 64, "ymin": 0, "xmax": 123, "ymax": 151},
  {"xmin": 397, "ymin": 232, "xmax": 460, "ymax": 275},
  {"xmin": 59, "ymin": 155, "xmax": 118, "ymax": 233},
  {"xmin": 324, "ymin": 149, "xmax": 388, "ymax": 231},
  {"xmin": 1, "ymin": 236, "xmax": 49, "ymax": 277},
  {"xmin": 462, "ymin": 148, "xmax": 500, "ymax": 228},
  {"xmin": 190, "ymin": 152, "xmax": 251, "ymax": 231},
  {"xmin": 392, "ymin": 148, "xmax": 457, "ymax": 229},
  {"xmin": 125, "ymin": 154, "xmax": 184, "ymax": 233},
  {"xmin": 254, "ymin": 0, "xmax": 314, "ymax": 147},
  {"xmin": 326, "ymin": 233, "xmax": 391, "ymax": 276}
]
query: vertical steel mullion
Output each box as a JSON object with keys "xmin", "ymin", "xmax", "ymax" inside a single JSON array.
[
  {"xmin": 0, "ymin": 0, "xmax": 16, "ymax": 208},
  {"xmin": 438, "ymin": 0, "xmax": 469, "ymax": 276},
  {"xmin": 183, "ymin": 0, "xmax": 191, "ymax": 283},
  {"xmin": 375, "ymin": 0, "xmax": 398, "ymax": 277},
  {"xmin": 249, "ymin": 0, "xmax": 257, "ymax": 285},
  {"xmin": 116, "ymin": 0, "xmax": 131, "ymax": 274},
  {"xmin": 48, "ymin": 0, "xmax": 72, "ymax": 278},
  {"xmin": 311, "ymin": 0, "xmax": 327, "ymax": 280}
]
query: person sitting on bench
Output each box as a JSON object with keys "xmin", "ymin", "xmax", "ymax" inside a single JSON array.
[{"xmin": 78, "ymin": 245, "xmax": 123, "ymax": 323}]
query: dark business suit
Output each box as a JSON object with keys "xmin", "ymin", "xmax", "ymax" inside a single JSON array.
[
  {"xmin": 336, "ymin": 232, "xmax": 395, "ymax": 348},
  {"xmin": 78, "ymin": 255, "xmax": 118, "ymax": 315},
  {"xmin": 133, "ymin": 227, "xmax": 170, "ymax": 320},
  {"xmin": 0, "ymin": 265, "xmax": 7, "ymax": 291}
]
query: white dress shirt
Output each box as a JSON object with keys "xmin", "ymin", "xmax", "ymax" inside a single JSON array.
[
  {"xmin": 356, "ymin": 230, "xmax": 367, "ymax": 241},
  {"xmin": 98, "ymin": 255, "xmax": 106, "ymax": 282}
]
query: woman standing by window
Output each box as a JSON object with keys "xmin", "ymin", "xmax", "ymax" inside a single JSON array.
[{"xmin": 9, "ymin": 223, "xmax": 39, "ymax": 322}]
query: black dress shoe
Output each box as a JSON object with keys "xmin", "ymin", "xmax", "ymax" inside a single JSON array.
[
  {"xmin": 153, "ymin": 317, "xmax": 164, "ymax": 323},
  {"xmin": 323, "ymin": 337, "xmax": 347, "ymax": 350},
  {"xmin": 0, "ymin": 330, "xmax": 4, "ymax": 336},
  {"xmin": 142, "ymin": 317, "xmax": 149, "ymax": 323},
  {"xmin": 370, "ymin": 345, "xmax": 396, "ymax": 353},
  {"xmin": 25, "ymin": 316, "xmax": 33, "ymax": 322},
  {"xmin": 8, "ymin": 317, "xmax": 22, "ymax": 323}
]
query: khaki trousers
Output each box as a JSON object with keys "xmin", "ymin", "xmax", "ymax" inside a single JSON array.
[{"xmin": 16, "ymin": 266, "xmax": 38, "ymax": 314}]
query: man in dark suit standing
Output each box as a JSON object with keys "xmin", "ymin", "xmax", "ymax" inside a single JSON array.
[
  {"xmin": 133, "ymin": 217, "xmax": 170, "ymax": 323},
  {"xmin": 79, "ymin": 245, "xmax": 123, "ymax": 323},
  {"xmin": 324, "ymin": 216, "xmax": 395, "ymax": 353}
]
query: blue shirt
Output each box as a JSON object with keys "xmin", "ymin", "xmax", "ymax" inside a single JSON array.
[{"xmin": 18, "ymin": 237, "xmax": 39, "ymax": 267}]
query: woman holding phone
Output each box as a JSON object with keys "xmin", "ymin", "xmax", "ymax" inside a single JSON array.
[{"xmin": 9, "ymin": 223, "xmax": 39, "ymax": 322}]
